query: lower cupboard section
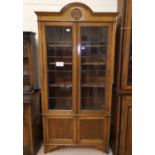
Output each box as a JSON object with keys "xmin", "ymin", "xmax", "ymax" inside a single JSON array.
[
  {"xmin": 42, "ymin": 115, "xmax": 111, "ymax": 149},
  {"xmin": 110, "ymin": 95, "xmax": 132, "ymax": 155}
]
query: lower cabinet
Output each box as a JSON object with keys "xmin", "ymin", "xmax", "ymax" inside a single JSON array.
[
  {"xmin": 111, "ymin": 95, "xmax": 132, "ymax": 155},
  {"xmin": 43, "ymin": 115, "xmax": 110, "ymax": 153},
  {"xmin": 119, "ymin": 96, "xmax": 132, "ymax": 155},
  {"xmin": 78, "ymin": 117, "xmax": 109, "ymax": 145},
  {"xmin": 43, "ymin": 116, "xmax": 76, "ymax": 144},
  {"xmin": 23, "ymin": 91, "xmax": 42, "ymax": 155}
]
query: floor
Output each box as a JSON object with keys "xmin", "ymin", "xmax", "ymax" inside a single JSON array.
[{"xmin": 37, "ymin": 145, "xmax": 113, "ymax": 155}]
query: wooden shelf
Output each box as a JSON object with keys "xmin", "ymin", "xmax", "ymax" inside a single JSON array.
[
  {"xmin": 81, "ymin": 97, "xmax": 104, "ymax": 98},
  {"xmin": 82, "ymin": 55, "xmax": 106, "ymax": 57},
  {"xmin": 47, "ymin": 41, "xmax": 72, "ymax": 44},
  {"xmin": 81, "ymin": 83, "xmax": 105, "ymax": 87},
  {"xmin": 48, "ymin": 55, "xmax": 72, "ymax": 57},
  {"xmin": 23, "ymin": 86, "xmax": 33, "ymax": 92},
  {"xmin": 23, "ymin": 73, "xmax": 30, "ymax": 76},
  {"xmin": 81, "ymin": 41, "xmax": 106, "ymax": 45},
  {"xmin": 49, "ymin": 97, "xmax": 72, "ymax": 99},
  {"xmin": 81, "ymin": 45, "xmax": 106, "ymax": 48},
  {"xmin": 49, "ymin": 83, "xmax": 72, "ymax": 87},
  {"xmin": 81, "ymin": 70, "xmax": 105, "ymax": 72},
  {"xmin": 82, "ymin": 62, "xmax": 106, "ymax": 65},
  {"xmin": 49, "ymin": 62, "xmax": 72, "ymax": 65},
  {"xmin": 48, "ymin": 70, "xmax": 72, "ymax": 72},
  {"xmin": 48, "ymin": 44, "xmax": 72, "ymax": 47}
]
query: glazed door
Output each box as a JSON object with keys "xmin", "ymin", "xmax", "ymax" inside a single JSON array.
[
  {"xmin": 121, "ymin": 0, "xmax": 132, "ymax": 90},
  {"xmin": 41, "ymin": 22, "xmax": 114, "ymax": 144},
  {"xmin": 23, "ymin": 38, "xmax": 32, "ymax": 91},
  {"xmin": 77, "ymin": 23, "xmax": 114, "ymax": 114},
  {"xmin": 42, "ymin": 22, "xmax": 77, "ymax": 113}
]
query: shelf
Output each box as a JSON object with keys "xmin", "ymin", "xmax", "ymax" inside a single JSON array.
[
  {"xmin": 82, "ymin": 62, "xmax": 106, "ymax": 65},
  {"xmin": 47, "ymin": 56, "xmax": 72, "ymax": 58},
  {"xmin": 81, "ymin": 106, "xmax": 105, "ymax": 110},
  {"xmin": 49, "ymin": 62, "xmax": 72, "ymax": 65},
  {"xmin": 82, "ymin": 55, "xmax": 106, "ymax": 57},
  {"xmin": 81, "ymin": 41, "xmax": 106, "ymax": 45},
  {"xmin": 81, "ymin": 83, "xmax": 105, "ymax": 88},
  {"xmin": 81, "ymin": 45, "xmax": 106, "ymax": 48},
  {"xmin": 23, "ymin": 73, "xmax": 30, "ymax": 76},
  {"xmin": 23, "ymin": 56, "xmax": 28, "ymax": 59},
  {"xmin": 49, "ymin": 97, "xmax": 72, "ymax": 99},
  {"xmin": 47, "ymin": 41, "xmax": 72, "ymax": 44},
  {"xmin": 47, "ymin": 44, "xmax": 72, "ymax": 47},
  {"xmin": 48, "ymin": 70, "xmax": 72, "ymax": 72},
  {"xmin": 48, "ymin": 104, "xmax": 72, "ymax": 110},
  {"xmin": 81, "ymin": 70, "xmax": 105, "ymax": 72},
  {"xmin": 49, "ymin": 83, "xmax": 72, "ymax": 87},
  {"xmin": 81, "ymin": 97, "xmax": 104, "ymax": 99},
  {"xmin": 23, "ymin": 86, "xmax": 32, "ymax": 92}
]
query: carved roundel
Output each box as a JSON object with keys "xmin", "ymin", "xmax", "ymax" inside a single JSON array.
[{"xmin": 71, "ymin": 8, "xmax": 82, "ymax": 20}]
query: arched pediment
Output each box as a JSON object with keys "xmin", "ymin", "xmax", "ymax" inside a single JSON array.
[{"xmin": 35, "ymin": 2, "xmax": 117, "ymax": 22}]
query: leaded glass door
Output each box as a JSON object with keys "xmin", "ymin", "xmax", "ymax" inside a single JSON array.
[
  {"xmin": 42, "ymin": 23, "xmax": 77, "ymax": 113},
  {"xmin": 77, "ymin": 23, "xmax": 113, "ymax": 114}
]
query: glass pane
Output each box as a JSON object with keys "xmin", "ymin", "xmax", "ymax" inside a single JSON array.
[
  {"xmin": 128, "ymin": 33, "xmax": 132, "ymax": 85},
  {"xmin": 80, "ymin": 27, "xmax": 108, "ymax": 110},
  {"xmin": 46, "ymin": 26, "xmax": 72, "ymax": 110},
  {"xmin": 23, "ymin": 39, "xmax": 31, "ymax": 91}
]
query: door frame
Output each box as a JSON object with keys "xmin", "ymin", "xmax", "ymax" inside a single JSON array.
[
  {"xmin": 40, "ymin": 22, "xmax": 77, "ymax": 114},
  {"xmin": 77, "ymin": 22, "xmax": 115, "ymax": 115}
]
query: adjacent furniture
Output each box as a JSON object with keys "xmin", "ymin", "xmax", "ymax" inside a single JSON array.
[
  {"xmin": 110, "ymin": 0, "xmax": 132, "ymax": 155},
  {"xmin": 23, "ymin": 32, "xmax": 42, "ymax": 155},
  {"xmin": 36, "ymin": 3, "xmax": 117, "ymax": 153}
]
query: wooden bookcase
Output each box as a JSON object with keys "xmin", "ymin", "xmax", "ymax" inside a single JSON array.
[
  {"xmin": 23, "ymin": 32, "xmax": 42, "ymax": 155},
  {"xmin": 36, "ymin": 3, "xmax": 117, "ymax": 153},
  {"xmin": 110, "ymin": 0, "xmax": 132, "ymax": 155}
]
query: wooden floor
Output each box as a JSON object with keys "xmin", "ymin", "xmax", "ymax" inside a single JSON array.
[{"xmin": 37, "ymin": 145, "xmax": 113, "ymax": 155}]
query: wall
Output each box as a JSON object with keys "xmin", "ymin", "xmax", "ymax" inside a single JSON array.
[
  {"xmin": 23, "ymin": 0, "xmax": 117, "ymax": 88},
  {"xmin": 23, "ymin": 0, "xmax": 117, "ymax": 32}
]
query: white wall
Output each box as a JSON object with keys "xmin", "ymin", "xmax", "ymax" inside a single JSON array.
[{"xmin": 23, "ymin": 0, "xmax": 117, "ymax": 32}]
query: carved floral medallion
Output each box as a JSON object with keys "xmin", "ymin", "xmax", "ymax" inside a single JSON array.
[{"xmin": 71, "ymin": 8, "xmax": 82, "ymax": 20}]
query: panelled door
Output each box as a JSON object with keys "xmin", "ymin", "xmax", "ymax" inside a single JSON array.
[
  {"xmin": 41, "ymin": 22, "xmax": 77, "ymax": 144},
  {"xmin": 41, "ymin": 22, "xmax": 114, "ymax": 144},
  {"xmin": 77, "ymin": 23, "xmax": 114, "ymax": 144}
]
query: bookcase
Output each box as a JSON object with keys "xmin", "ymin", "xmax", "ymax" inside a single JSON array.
[
  {"xmin": 110, "ymin": 0, "xmax": 132, "ymax": 155},
  {"xmin": 23, "ymin": 32, "xmax": 42, "ymax": 155},
  {"xmin": 36, "ymin": 3, "xmax": 117, "ymax": 153}
]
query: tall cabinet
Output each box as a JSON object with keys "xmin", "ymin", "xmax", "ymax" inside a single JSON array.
[
  {"xmin": 36, "ymin": 3, "xmax": 117, "ymax": 153},
  {"xmin": 23, "ymin": 32, "xmax": 42, "ymax": 155},
  {"xmin": 110, "ymin": 0, "xmax": 132, "ymax": 155}
]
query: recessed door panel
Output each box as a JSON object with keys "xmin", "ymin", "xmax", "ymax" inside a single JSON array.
[
  {"xmin": 78, "ymin": 117, "xmax": 109, "ymax": 145},
  {"xmin": 119, "ymin": 96, "xmax": 132, "ymax": 155},
  {"xmin": 44, "ymin": 116, "xmax": 76, "ymax": 144}
]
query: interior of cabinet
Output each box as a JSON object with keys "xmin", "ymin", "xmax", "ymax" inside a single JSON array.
[
  {"xmin": 45, "ymin": 25, "xmax": 109, "ymax": 111},
  {"xmin": 23, "ymin": 38, "xmax": 32, "ymax": 92},
  {"xmin": 80, "ymin": 26, "xmax": 108, "ymax": 111},
  {"xmin": 127, "ymin": 33, "xmax": 132, "ymax": 85},
  {"xmin": 46, "ymin": 26, "xmax": 73, "ymax": 110}
]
